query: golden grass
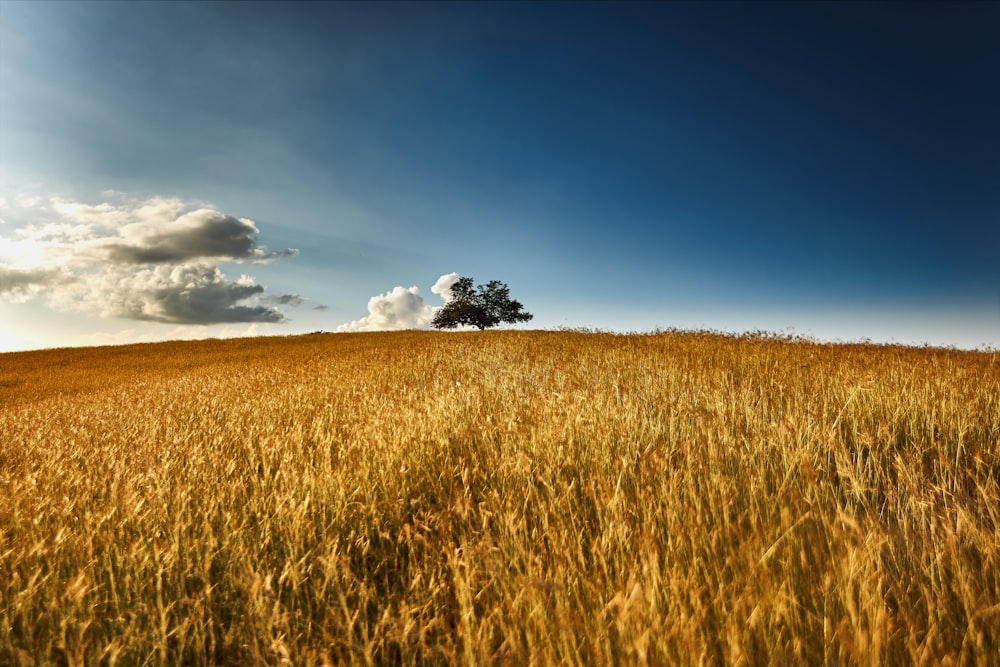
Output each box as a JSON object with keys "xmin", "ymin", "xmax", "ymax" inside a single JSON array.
[{"xmin": 1, "ymin": 329, "xmax": 998, "ymax": 665}]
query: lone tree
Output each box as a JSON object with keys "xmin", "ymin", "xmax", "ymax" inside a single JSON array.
[{"xmin": 431, "ymin": 276, "xmax": 533, "ymax": 330}]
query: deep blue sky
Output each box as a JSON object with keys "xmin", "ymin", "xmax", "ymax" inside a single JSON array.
[{"xmin": 1, "ymin": 1, "xmax": 998, "ymax": 350}]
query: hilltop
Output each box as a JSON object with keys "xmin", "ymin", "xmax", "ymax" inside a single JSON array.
[{"xmin": 2, "ymin": 330, "xmax": 998, "ymax": 665}]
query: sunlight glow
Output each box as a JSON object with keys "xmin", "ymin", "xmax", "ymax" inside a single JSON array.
[
  {"xmin": 0, "ymin": 236, "xmax": 44, "ymax": 269},
  {"xmin": 0, "ymin": 326, "xmax": 29, "ymax": 353}
]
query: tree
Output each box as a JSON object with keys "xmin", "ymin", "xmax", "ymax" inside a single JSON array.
[{"xmin": 431, "ymin": 277, "xmax": 533, "ymax": 330}]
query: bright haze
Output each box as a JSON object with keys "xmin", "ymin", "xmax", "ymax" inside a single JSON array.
[{"xmin": 1, "ymin": 2, "xmax": 997, "ymax": 352}]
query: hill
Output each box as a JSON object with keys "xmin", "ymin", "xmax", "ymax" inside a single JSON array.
[{"xmin": 1, "ymin": 330, "xmax": 998, "ymax": 665}]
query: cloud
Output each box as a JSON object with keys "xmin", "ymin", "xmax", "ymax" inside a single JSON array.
[
  {"xmin": 269, "ymin": 293, "xmax": 305, "ymax": 306},
  {"xmin": 53, "ymin": 264, "xmax": 286, "ymax": 324},
  {"xmin": 114, "ymin": 211, "xmax": 297, "ymax": 265},
  {"xmin": 0, "ymin": 193, "xmax": 302, "ymax": 325},
  {"xmin": 338, "ymin": 285, "xmax": 434, "ymax": 332},
  {"xmin": 338, "ymin": 273, "xmax": 457, "ymax": 332},
  {"xmin": 104, "ymin": 210, "xmax": 264, "ymax": 264},
  {"xmin": 0, "ymin": 266, "xmax": 67, "ymax": 302},
  {"xmin": 431, "ymin": 272, "xmax": 460, "ymax": 303}
]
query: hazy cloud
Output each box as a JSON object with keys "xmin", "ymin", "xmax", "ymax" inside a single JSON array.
[
  {"xmin": 338, "ymin": 273, "xmax": 456, "ymax": 332},
  {"xmin": 0, "ymin": 266, "xmax": 67, "ymax": 302},
  {"xmin": 269, "ymin": 293, "xmax": 305, "ymax": 306},
  {"xmin": 0, "ymin": 193, "xmax": 301, "ymax": 324}
]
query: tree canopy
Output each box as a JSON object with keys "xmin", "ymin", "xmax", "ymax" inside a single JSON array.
[{"xmin": 431, "ymin": 277, "xmax": 533, "ymax": 330}]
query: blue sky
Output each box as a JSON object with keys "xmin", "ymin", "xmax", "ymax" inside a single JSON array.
[{"xmin": 1, "ymin": 1, "xmax": 997, "ymax": 351}]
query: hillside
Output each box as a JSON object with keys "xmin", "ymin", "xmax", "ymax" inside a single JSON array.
[{"xmin": 1, "ymin": 330, "xmax": 998, "ymax": 665}]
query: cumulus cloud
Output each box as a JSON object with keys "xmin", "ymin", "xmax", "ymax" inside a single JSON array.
[
  {"xmin": 338, "ymin": 285, "xmax": 434, "ymax": 332},
  {"xmin": 104, "ymin": 211, "xmax": 264, "ymax": 264},
  {"xmin": 52, "ymin": 264, "xmax": 286, "ymax": 324},
  {"xmin": 0, "ymin": 266, "xmax": 68, "ymax": 302},
  {"xmin": 0, "ymin": 193, "xmax": 302, "ymax": 325},
  {"xmin": 431, "ymin": 272, "xmax": 460, "ymax": 303},
  {"xmin": 338, "ymin": 273, "xmax": 458, "ymax": 332}
]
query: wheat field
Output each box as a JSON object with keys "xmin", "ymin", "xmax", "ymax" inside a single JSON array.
[{"xmin": 1, "ymin": 330, "xmax": 998, "ymax": 665}]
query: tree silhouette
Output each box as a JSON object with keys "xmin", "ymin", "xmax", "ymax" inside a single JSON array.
[{"xmin": 431, "ymin": 277, "xmax": 533, "ymax": 330}]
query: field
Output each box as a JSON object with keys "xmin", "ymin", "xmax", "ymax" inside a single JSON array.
[{"xmin": 1, "ymin": 329, "xmax": 998, "ymax": 665}]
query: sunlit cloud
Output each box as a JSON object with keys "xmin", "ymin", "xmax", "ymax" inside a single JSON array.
[
  {"xmin": 337, "ymin": 285, "xmax": 434, "ymax": 332},
  {"xmin": 431, "ymin": 271, "xmax": 460, "ymax": 303},
  {"xmin": 337, "ymin": 273, "xmax": 459, "ymax": 332},
  {"xmin": 0, "ymin": 193, "xmax": 302, "ymax": 325}
]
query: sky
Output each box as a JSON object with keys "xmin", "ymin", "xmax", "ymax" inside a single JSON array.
[{"xmin": 1, "ymin": 1, "xmax": 998, "ymax": 352}]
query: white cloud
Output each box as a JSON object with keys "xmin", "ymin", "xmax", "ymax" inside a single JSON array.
[
  {"xmin": 431, "ymin": 271, "xmax": 460, "ymax": 303},
  {"xmin": 0, "ymin": 193, "xmax": 302, "ymax": 325},
  {"xmin": 14, "ymin": 194, "xmax": 43, "ymax": 209},
  {"xmin": 338, "ymin": 273, "xmax": 457, "ymax": 332},
  {"xmin": 337, "ymin": 285, "xmax": 434, "ymax": 332}
]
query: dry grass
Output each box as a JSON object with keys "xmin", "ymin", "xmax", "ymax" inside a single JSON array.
[{"xmin": 1, "ymin": 329, "xmax": 998, "ymax": 665}]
